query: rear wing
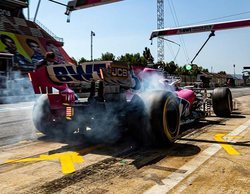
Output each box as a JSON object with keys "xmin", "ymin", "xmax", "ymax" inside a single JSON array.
[
  {"xmin": 150, "ymin": 18, "xmax": 250, "ymax": 39},
  {"xmin": 28, "ymin": 61, "xmax": 113, "ymax": 94},
  {"xmin": 28, "ymin": 66, "xmax": 68, "ymax": 94}
]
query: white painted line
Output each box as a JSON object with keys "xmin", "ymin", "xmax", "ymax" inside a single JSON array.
[
  {"xmin": 144, "ymin": 119, "xmax": 250, "ymax": 194},
  {"xmin": 227, "ymin": 119, "xmax": 250, "ymax": 137}
]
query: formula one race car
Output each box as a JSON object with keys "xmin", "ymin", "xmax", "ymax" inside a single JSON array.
[{"xmin": 29, "ymin": 61, "xmax": 233, "ymax": 146}]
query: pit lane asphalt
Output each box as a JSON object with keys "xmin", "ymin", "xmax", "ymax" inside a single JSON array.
[
  {"xmin": 0, "ymin": 101, "xmax": 36, "ymax": 146},
  {"xmin": 0, "ymin": 88, "xmax": 249, "ymax": 193},
  {"xmin": 1, "ymin": 87, "xmax": 250, "ymax": 147}
]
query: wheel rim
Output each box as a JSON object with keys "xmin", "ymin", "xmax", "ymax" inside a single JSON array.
[{"xmin": 163, "ymin": 99, "xmax": 179, "ymax": 140}]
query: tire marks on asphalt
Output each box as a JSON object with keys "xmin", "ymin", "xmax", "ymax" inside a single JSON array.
[
  {"xmin": 144, "ymin": 119, "xmax": 250, "ymax": 194},
  {"xmin": 0, "ymin": 118, "xmax": 30, "ymax": 125}
]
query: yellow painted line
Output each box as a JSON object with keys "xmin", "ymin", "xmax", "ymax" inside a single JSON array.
[
  {"xmin": 59, "ymin": 153, "xmax": 82, "ymax": 174},
  {"xmin": 214, "ymin": 134, "xmax": 240, "ymax": 155},
  {"xmin": 4, "ymin": 145, "xmax": 103, "ymax": 174},
  {"xmin": 5, "ymin": 152, "xmax": 84, "ymax": 174},
  {"xmin": 145, "ymin": 120, "xmax": 250, "ymax": 194}
]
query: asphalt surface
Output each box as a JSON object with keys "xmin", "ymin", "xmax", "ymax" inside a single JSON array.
[
  {"xmin": 0, "ymin": 101, "xmax": 36, "ymax": 146},
  {"xmin": 0, "ymin": 87, "xmax": 249, "ymax": 194},
  {"xmin": 0, "ymin": 87, "xmax": 249, "ymax": 147}
]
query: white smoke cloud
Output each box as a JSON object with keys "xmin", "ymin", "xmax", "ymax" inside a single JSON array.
[
  {"xmin": 75, "ymin": 102, "xmax": 124, "ymax": 144},
  {"xmin": 0, "ymin": 71, "xmax": 35, "ymax": 104},
  {"xmin": 138, "ymin": 70, "xmax": 176, "ymax": 93}
]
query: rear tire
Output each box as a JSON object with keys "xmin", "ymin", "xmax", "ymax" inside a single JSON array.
[
  {"xmin": 127, "ymin": 94, "xmax": 153, "ymax": 145},
  {"xmin": 33, "ymin": 95, "xmax": 67, "ymax": 137},
  {"xmin": 128, "ymin": 91, "xmax": 180, "ymax": 146},
  {"xmin": 149, "ymin": 91, "xmax": 180, "ymax": 145},
  {"xmin": 212, "ymin": 87, "xmax": 232, "ymax": 117}
]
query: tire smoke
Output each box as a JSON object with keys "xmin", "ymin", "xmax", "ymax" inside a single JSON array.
[{"xmin": 0, "ymin": 71, "xmax": 35, "ymax": 104}]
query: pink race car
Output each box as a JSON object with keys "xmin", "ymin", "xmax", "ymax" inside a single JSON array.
[{"xmin": 29, "ymin": 61, "xmax": 233, "ymax": 146}]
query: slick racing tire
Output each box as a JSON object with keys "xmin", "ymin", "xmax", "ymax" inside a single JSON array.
[
  {"xmin": 212, "ymin": 87, "xmax": 233, "ymax": 117},
  {"xmin": 149, "ymin": 91, "xmax": 180, "ymax": 145},
  {"xmin": 128, "ymin": 91, "xmax": 180, "ymax": 146},
  {"xmin": 127, "ymin": 94, "xmax": 153, "ymax": 146},
  {"xmin": 32, "ymin": 95, "xmax": 67, "ymax": 137}
]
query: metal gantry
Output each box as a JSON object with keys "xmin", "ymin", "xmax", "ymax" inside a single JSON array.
[{"xmin": 157, "ymin": 0, "xmax": 164, "ymax": 62}]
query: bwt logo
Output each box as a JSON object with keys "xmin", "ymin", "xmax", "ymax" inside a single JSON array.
[
  {"xmin": 48, "ymin": 63, "xmax": 107, "ymax": 83},
  {"xmin": 111, "ymin": 67, "xmax": 128, "ymax": 78}
]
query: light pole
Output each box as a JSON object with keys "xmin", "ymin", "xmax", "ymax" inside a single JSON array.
[
  {"xmin": 233, "ymin": 64, "xmax": 236, "ymax": 78},
  {"xmin": 91, "ymin": 31, "xmax": 95, "ymax": 61}
]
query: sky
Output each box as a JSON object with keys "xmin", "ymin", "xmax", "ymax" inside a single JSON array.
[{"xmin": 24, "ymin": 0, "xmax": 250, "ymax": 74}]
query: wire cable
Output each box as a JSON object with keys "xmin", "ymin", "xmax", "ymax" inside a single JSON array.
[
  {"xmin": 167, "ymin": 0, "xmax": 190, "ymax": 63},
  {"xmin": 158, "ymin": 37, "xmax": 180, "ymax": 63},
  {"xmin": 186, "ymin": 10, "xmax": 250, "ymax": 26}
]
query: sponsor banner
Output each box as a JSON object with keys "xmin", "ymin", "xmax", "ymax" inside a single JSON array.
[
  {"xmin": 47, "ymin": 62, "xmax": 110, "ymax": 83},
  {"xmin": 110, "ymin": 64, "xmax": 128, "ymax": 79},
  {"xmin": 16, "ymin": 34, "xmax": 46, "ymax": 64},
  {"xmin": 0, "ymin": 31, "xmax": 32, "ymax": 68},
  {"xmin": 0, "ymin": 31, "xmax": 72, "ymax": 69}
]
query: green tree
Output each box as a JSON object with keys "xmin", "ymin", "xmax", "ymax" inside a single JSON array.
[
  {"xmin": 164, "ymin": 61, "xmax": 178, "ymax": 75},
  {"xmin": 78, "ymin": 57, "xmax": 88, "ymax": 64},
  {"xmin": 101, "ymin": 52, "xmax": 116, "ymax": 61},
  {"xmin": 190, "ymin": 64, "xmax": 202, "ymax": 76},
  {"xmin": 71, "ymin": 57, "xmax": 78, "ymax": 65},
  {"xmin": 143, "ymin": 47, "xmax": 154, "ymax": 64},
  {"xmin": 218, "ymin": 71, "xmax": 226, "ymax": 75},
  {"xmin": 117, "ymin": 53, "xmax": 147, "ymax": 66},
  {"xmin": 175, "ymin": 65, "xmax": 184, "ymax": 76},
  {"xmin": 203, "ymin": 68, "xmax": 209, "ymax": 73}
]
